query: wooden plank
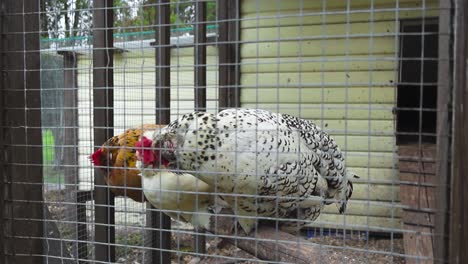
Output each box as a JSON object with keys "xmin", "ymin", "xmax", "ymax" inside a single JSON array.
[
  {"xmin": 240, "ymin": 37, "xmax": 396, "ymax": 58},
  {"xmin": 334, "ymin": 136, "xmax": 395, "ymax": 152},
  {"xmin": 92, "ymin": 0, "xmax": 115, "ymax": 262},
  {"xmin": 403, "ymin": 225, "xmax": 434, "ymax": 264},
  {"xmin": 240, "ymin": 7, "xmax": 439, "ymax": 29},
  {"xmin": 348, "ymin": 167, "xmax": 397, "ymax": 181},
  {"xmin": 449, "ymin": 0, "xmax": 468, "ymax": 263},
  {"xmin": 398, "ymin": 145, "xmax": 436, "ymax": 264},
  {"xmin": 240, "ymin": 87, "xmax": 395, "ymax": 103},
  {"xmin": 1, "ymin": 1, "xmax": 44, "ymax": 262},
  {"xmin": 345, "ymin": 152, "xmax": 395, "ymax": 168},
  {"xmin": 241, "ymin": 21, "xmax": 396, "ymax": 42},
  {"xmin": 241, "ymin": 57, "xmax": 397, "ymax": 73},
  {"xmin": 313, "ymin": 214, "xmax": 401, "ymax": 231},
  {"xmin": 294, "ymin": 119, "xmax": 395, "ymax": 134},
  {"xmin": 240, "ymin": 0, "xmax": 439, "ymax": 15},
  {"xmin": 240, "ymin": 103, "xmax": 394, "ymax": 120},
  {"xmin": 240, "ymin": 71, "xmax": 395, "ymax": 87},
  {"xmin": 321, "ymin": 201, "xmax": 402, "ymax": 217},
  {"xmin": 349, "ymin": 184, "xmax": 399, "ymax": 201}
]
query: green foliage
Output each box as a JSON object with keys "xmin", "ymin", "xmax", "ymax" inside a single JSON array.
[
  {"xmin": 114, "ymin": 0, "xmax": 217, "ymax": 34},
  {"xmin": 43, "ymin": 129, "xmax": 55, "ymax": 164},
  {"xmin": 43, "ymin": 129, "xmax": 65, "ymax": 185},
  {"xmin": 42, "ymin": 0, "xmax": 217, "ymax": 41}
]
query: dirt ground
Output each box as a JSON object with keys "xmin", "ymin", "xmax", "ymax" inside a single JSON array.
[{"xmin": 45, "ymin": 190, "xmax": 406, "ymax": 264}]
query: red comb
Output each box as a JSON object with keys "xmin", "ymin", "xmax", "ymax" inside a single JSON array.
[
  {"xmin": 136, "ymin": 136, "xmax": 155, "ymax": 164},
  {"xmin": 90, "ymin": 148, "xmax": 103, "ymax": 166}
]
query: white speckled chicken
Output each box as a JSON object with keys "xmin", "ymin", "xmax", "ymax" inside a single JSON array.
[
  {"xmin": 135, "ymin": 130, "xmax": 218, "ymax": 230},
  {"xmin": 139, "ymin": 108, "xmax": 358, "ymax": 234}
]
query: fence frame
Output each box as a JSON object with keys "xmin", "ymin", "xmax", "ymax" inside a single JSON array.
[
  {"xmin": 435, "ymin": 0, "xmax": 452, "ymax": 262},
  {"xmin": 1, "ymin": 0, "xmax": 467, "ymax": 263},
  {"xmin": 449, "ymin": 0, "xmax": 468, "ymax": 263},
  {"xmin": 92, "ymin": 0, "xmax": 116, "ymax": 262},
  {"xmin": 0, "ymin": 1, "xmax": 43, "ymax": 263}
]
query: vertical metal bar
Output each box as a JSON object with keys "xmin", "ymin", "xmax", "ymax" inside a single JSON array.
[
  {"xmin": 218, "ymin": 0, "xmax": 240, "ymax": 110},
  {"xmin": 194, "ymin": 0, "xmax": 207, "ymax": 112},
  {"xmin": 151, "ymin": 1, "xmax": 172, "ymax": 263},
  {"xmin": 92, "ymin": 0, "xmax": 115, "ymax": 262},
  {"xmin": 193, "ymin": 0, "xmax": 207, "ymax": 255},
  {"xmin": 1, "ymin": 0, "xmax": 43, "ymax": 262},
  {"xmin": 435, "ymin": 0, "xmax": 453, "ymax": 262},
  {"xmin": 449, "ymin": 0, "xmax": 468, "ymax": 263}
]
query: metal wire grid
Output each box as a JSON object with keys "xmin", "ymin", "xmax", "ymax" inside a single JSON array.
[{"xmin": 0, "ymin": 0, "xmax": 453, "ymax": 263}]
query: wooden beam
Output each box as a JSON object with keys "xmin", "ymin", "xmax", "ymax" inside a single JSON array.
[
  {"xmin": 399, "ymin": 145, "xmax": 436, "ymax": 264},
  {"xmin": 207, "ymin": 209, "xmax": 322, "ymax": 263},
  {"xmin": 193, "ymin": 0, "xmax": 208, "ymax": 255},
  {"xmin": 0, "ymin": 2, "xmax": 5, "ymax": 261},
  {"xmin": 151, "ymin": 1, "xmax": 172, "ymax": 263},
  {"xmin": 194, "ymin": 0, "xmax": 207, "ymax": 112},
  {"xmin": 449, "ymin": 0, "xmax": 468, "ymax": 263},
  {"xmin": 435, "ymin": 0, "xmax": 452, "ymax": 262},
  {"xmin": 218, "ymin": 0, "xmax": 240, "ymax": 109},
  {"xmin": 155, "ymin": 0, "xmax": 171, "ymax": 125},
  {"xmin": 1, "ymin": 1, "xmax": 43, "ymax": 262},
  {"xmin": 92, "ymin": 0, "xmax": 115, "ymax": 262}
]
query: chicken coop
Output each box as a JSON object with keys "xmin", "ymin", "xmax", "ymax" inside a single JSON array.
[{"xmin": 0, "ymin": 0, "xmax": 466, "ymax": 263}]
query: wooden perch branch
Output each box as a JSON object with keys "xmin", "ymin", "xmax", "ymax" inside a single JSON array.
[{"xmin": 207, "ymin": 209, "xmax": 322, "ymax": 264}]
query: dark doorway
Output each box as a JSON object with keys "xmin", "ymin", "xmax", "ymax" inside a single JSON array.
[{"xmin": 396, "ymin": 20, "xmax": 438, "ymax": 144}]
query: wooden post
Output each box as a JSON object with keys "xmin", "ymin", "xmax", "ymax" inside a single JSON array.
[
  {"xmin": 435, "ymin": 0, "xmax": 452, "ymax": 262},
  {"xmin": 150, "ymin": 1, "xmax": 172, "ymax": 263},
  {"xmin": 0, "ymin": 2, "xmax": 5, "ymax": 261},
  {"xmin": 449, "ymin": 0, "xmax": 468, "ymax": 263},
  {"xmin": 218, "ymin": 0, "xmax": 240, "ymax": 109},
  {"xmin": 193, "ymin": 0, "xmax": 208, "ymax": 255},
  {"xmin": 194, "ymin": 0, "xmax": 207, "ymax": 112},
  {"xmin": 0, "ymin": 1, "xmax": 44, "ymax": 262},
  {"xmin": 93, "ymin": 0, "xmax": 115, "ymax": 262}
]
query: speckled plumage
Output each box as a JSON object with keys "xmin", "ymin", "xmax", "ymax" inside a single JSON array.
[
  {"xmin": 137, "ymin": 130, "xmax": 225, "ymax": 230},
  {"xmin": 151, "ymin": 108, "xmax": 356, "ymax": 234}
]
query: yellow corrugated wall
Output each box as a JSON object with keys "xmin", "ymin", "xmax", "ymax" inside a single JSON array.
[{"xmin": 239, "ymin": 0, "xmax": 439, "ymax": 231}]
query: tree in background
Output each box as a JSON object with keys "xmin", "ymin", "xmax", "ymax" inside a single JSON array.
[
  {"xmin": 41, "ymin": 0, "xmax": 92, "ymax": 40},
  {"xmin": 115, "ymin": 0, "xmax": 216, "ymax": 36},
  {"xmin": 41, "ymin": 0, "xmax": 217, "ymax": 45}
]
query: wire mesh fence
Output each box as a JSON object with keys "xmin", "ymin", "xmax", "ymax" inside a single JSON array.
[{"xmin": 0, "ymin": 0, "xmax": 463, "ymax": 263}]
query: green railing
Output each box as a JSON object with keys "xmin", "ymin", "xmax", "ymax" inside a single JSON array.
[{"xmin": 41, "ymin": 24, "xmax": 218, "ymax": 43}]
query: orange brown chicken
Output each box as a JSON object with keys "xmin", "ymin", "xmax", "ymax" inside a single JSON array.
[{"xmin": 90, "ymin": 124, "xmax": 164, "ymax": 203}]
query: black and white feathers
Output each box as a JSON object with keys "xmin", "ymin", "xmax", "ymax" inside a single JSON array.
[{"xmin": 148, "ymin": 108, "xmax": 357, "ymax": 234}]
